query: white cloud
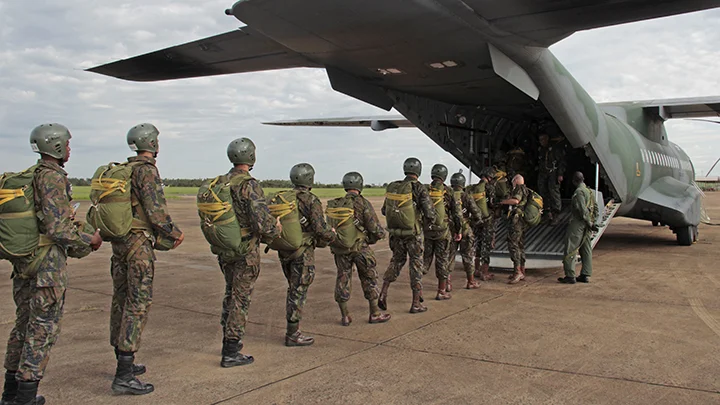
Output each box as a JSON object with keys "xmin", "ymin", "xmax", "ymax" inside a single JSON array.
[{"xmin": 0, "ymin": 1, "xmax": 718, "ymax": 183}]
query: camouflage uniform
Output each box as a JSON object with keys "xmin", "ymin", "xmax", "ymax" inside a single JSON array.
[
  {"xmin": 4, "ymin": 160, "xmax": 94, "ymax": 382},
  {"xmin": 562, "ymin": 183, "xmax": 598, "ymax": 278},
  {"xmin": 219, "ymin": 167, "xmax": 280, "ymax": 342},
  {"xmin": 507, "ymin": 184, "xmax": 530, "ymax": 268},
  {"xmin": 422, "ymin": 181, "xmax": 462, "ymax": 282},
  {"xmin": 382, "ymin": 176, "xmax": 435, "ymax": 292},
  {"xmin": 474, "ymin": 179, "xmax": 496, "ymax": 266},
  {"xmin": 537, "ymin": 144, "xmax": 566, "ymax": 215},
  {"xmin": 110, "ymin": 156, "xmax": 182, "ymax": 353},
  {"xmin": 449, "ymin": 188, "xmax": 482, "ymax": 277},
  {"xmin": 278, "ymin": 187, "xmax": 335, "ymax": 325},
  {"xmin": 332, "ymin": 193, "xmax": 385, "ymax": 304}
]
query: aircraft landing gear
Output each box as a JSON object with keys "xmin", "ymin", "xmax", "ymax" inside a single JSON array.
[{"xmin": 675, "ymin": 225, "xmax": 697, "ymax": 246}]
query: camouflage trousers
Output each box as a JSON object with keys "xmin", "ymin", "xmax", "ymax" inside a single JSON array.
[
  {"xmin": 538, "ymin": 171, "xmax": 562, "ymax": 214},
  {"xmin": 423, "ymin": 234, "xmax": 451, "ymax": 281},
  {"xmin": 475, "ymin": 217, "xmax": 495, "ymax": 266},
  {"xmin": 4, "ymin": 277, "xmax": 65, "ymax": 381},
  {"xmin": 384, "ymin": 234, "xmax": 424, "ymax": 292},
  {"xmin": 333, "ymin": 245, "xmax": 380, "ymax": 303},
  {"xmin": 280, "ymin": 249, "xmax": 316, "ymax": 324},
  {"xmin": 449, "ymin": 230, "xmax": 475, "ymax": 276},
  {"xmin": 219, "ymin": 257, "xmax": 260, "ymax": 342},
  {"xmin": 508, "ymin": 215, "xmax": 528, "ymax": 267},
  {"xmin": 110, "ymin": 233, "xmax": 155, "ymax": 353}
]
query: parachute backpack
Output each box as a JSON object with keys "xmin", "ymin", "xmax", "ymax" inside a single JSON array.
[
  {"xmin": 0, "ymin": 165, "xmax": 41, "ymax": 260},
  {"xmin": 523, "ymin": 189, "xmax": 544, "ymax": 227},
  {"xmin": 325, "ymin": 195, "xmax": 364, "ymax": 253},
  {"xmin": 494, "ymin": 170, "xmax": 511, "ymax": 200},
  {"xmin": 384, "ymin": 180, "xmax": 419, "ymax": 236},
  {"xmin": 426, "ymin": 183, "xmax": 448, "ymax": 235},
  {"xmin": 87, "ymin": 161, "xmax": 149, "ymax": 240},
  {"xmin": 466, "ymin": 181, "xmax": 490, "ymax": 218},
  {"xmin": 197, "ymin": 173, "xmax": 253, "ymax": 258},
  {"xmin": 266, "ymin": 190, "xmax": 310, "ymax": 251},
  {"xmin": 453, "ymin": 190, "xmax": 470, "ymax": 235}
]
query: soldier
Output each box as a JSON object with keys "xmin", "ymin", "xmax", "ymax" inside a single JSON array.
[
  {"xmin": 500, "ymin": 174, "xmax": 530, "ymax": 285},
  {"xmin": 278, "ymin": 163, "xmax": 336, "ymax": 346},
  {"xmin": 109, "ymin": 123, "xmax": 184, "ymax": 395},
  {"xmin": 448, "ymin": 171, "xmax": 483, "ymax": 289},
  {"xmin": 422, "ymin": 164, "xmax": 463, "ymax": 300},
  {"xmin": 559, "ymin": 172, "xmax": 599, "ymax": 284},
  {"xmin": 379, "ymin": 158, "xmax": 436, "ymax": 313},
  {"xmin": 537, "ymin": 133, "xmax": 566, "ymax": 225},
  {"xmin": 217, "ymin": 138, "xmax": 280, "ymax": 366},
  {"xmin": 329, "ymin": 172, "xmax": 391, "ymax": 326},
  {"xmin": 2, "ymin": 124, "xmax": 102, "ymax": 405},
  {"xmin": 472, "ymin": 167, "xmax": 499, "ymax": 282}
]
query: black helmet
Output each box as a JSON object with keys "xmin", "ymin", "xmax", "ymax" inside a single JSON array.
[
  {"xmin": 480, "ymin": 167, "xmax": 496, "ymax": 179},
  {"xmin": 431, "ymin": 164, "xmax": 448, "ymax": 181},
  {"xmin": 290, "ymin": 163, "xmax": 315, "ymax": 187},
  {"xmin": 227, "ymin": 137, "xmax": 256, "ymax": 166},
  {"xmin": 403, "ymin": 157, "xmax": 422, "ymax": 177},
  {"xmin": 450, "ymin": 172, "xmax": 466, "ymax": 188},
  {"xmin": 342, "ymin": 171, "xmax": 363, "ymax": 192}
]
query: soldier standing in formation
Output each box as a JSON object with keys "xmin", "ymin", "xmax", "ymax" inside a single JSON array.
[
  {"xmin": 537, "ymin": 133, "xmax": 566, "ymax": 225},
  {"xmin": 329, "ymin": 172, "xmax": 391, "ymax": 326},
  {"xmin": 109, "ymin": 124, "xmax": 185, "ymax": 395},
  {"xmin": 379, "ymin": 158, "xmax": 436, "ymax": 313},
  {"xmin": 500, "ymin": 174, "xmax": 530, "ymax": 285},
  {"xmin": 278, "ymin": 164, "xmax": 336, "ymax": 346},
  {"xmin": 217, "ymin": 138, "xmax": 280, "ymax": 366},
  {"xmin": 559, "ymin": 172, "xmax": 599, "ymax": 284},
  {"xmin": 448, "ymin": 172, "xmax": 483, "ymax": 289},
  {"xmin": 472, "ymin": 167, "xmax": 498, "ymax": 282},
  {"xmin": 1, "ymin": 124, "xmax": 102, "ymax": 405},
  {"xmin": 422, "ymin": 164, "xmax": 463, "ymax": 300}
]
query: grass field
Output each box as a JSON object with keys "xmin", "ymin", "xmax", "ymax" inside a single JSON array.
[{"xmin": 71, "ymin": 186, "xmax": 387, "ymax": 200}]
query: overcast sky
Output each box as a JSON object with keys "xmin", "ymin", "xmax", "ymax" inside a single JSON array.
[{"xmin": 1, "ymin": 1, "xmax": 719, "ymax": 184}]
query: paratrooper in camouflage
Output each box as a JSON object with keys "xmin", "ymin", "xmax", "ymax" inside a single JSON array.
[
  {"xmin": 537, "ymin": 133, "xmax": 566, "ymax": 224},
  {"xmin": 448, "ymin": 172, "xmax": 483, "ymax": 289},
  {"xmin": 473, "ymin": 168, "xmax": 499, "ymax": 282},
  {"xmin": 501, "ymin": 175, "xmax": 530, "ymax": 285}
]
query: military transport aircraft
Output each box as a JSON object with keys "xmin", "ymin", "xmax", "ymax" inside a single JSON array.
[{"xmin": 88, "ymin": 0, "xmax": 720, "ymax": 262}]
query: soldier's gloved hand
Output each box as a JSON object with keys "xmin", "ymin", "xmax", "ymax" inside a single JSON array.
[{"xmin": 90, "ymin": 230, "xmax": 103, "ymax": 251}]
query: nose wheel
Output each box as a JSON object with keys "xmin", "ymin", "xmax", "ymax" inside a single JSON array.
[{"xmin": 675, "ymin": 225, "xmax": 698, "ymax": 246}]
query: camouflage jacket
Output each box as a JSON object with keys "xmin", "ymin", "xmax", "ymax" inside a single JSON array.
[
  {"xmin": 451, "ymin": 187, "xmax": 482, "ymax": 234},
  {"xmin": 537, "ymin": 145, "xmax": 566, "ymax": 176},
  {"xmin": 16, "ymin": 159, "xmax": 94, "ymax": 287},
  {"xmin": 227, "ymin": 167, "xmax": 280, "ymax": 265},
  {"xmin": 348, "ymin": 192, "xmax": 385, "ymax": 245},
  {"xmin": 295, "ymin": 186, "xmax": 336, "ymax": 248},
  {"xmin": 381, "ymin": 176, "xmax": 436, "ymax": 226},
  {"xmin": 508, "ymin": 184, "xmax": 530, "ymax": 217},
  {"xmin": 424, "ymin": 179, "xmax": 462, "ymax": 236},
  {"xmin": 127, "ymin": 155, "xmax": 182, "ymax": 244}
]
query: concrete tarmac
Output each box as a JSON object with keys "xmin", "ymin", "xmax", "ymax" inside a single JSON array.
[{"xmin": 1, "ymin": 193, "xmax": 719, "ymax": 404}]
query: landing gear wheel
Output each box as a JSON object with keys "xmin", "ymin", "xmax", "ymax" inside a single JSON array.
[
  {"xmin": 676, "ymin": 226, "xmax": 693, "ymax": 246},
  {"xmin": 692, "ymin": 226, "xmax": 699, "ymax": 243}
]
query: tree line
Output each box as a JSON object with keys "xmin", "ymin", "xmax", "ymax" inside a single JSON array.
[{"xmin": 69, "ymin": 178, "xmax": 386, "ymax": 188}]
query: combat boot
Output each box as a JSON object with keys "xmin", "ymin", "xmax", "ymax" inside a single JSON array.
[
  {"xmin": 520, "ymin": 266, "xmax": 526, "ymax": 281},
  {"xmin": 576, "ymin": 275, "xmax": 590, "ymax": 283},
  {"xmin": 410, "ymin": 290, "xmax": 428, "ymax": 313},
  {"xmin": 558, "ymin": 276, "xmax": 576, "ymax": 284},
  {"xmin": 508, "ymin": 267, "xmax": 523, "ymax": 284},
  {"xmin": 285, "ymin": 322, "xmax": 314, "ymax": 346},
  {"xmin": 466, "ymin": 273, "xmax": 481, "ymax": 289},
  {"xmin": 378, "ymin": 281, "xmax": 391, "ymax": 311},
  {"xmin": 221, "ymin": 339, "xmax": 254, "ymax": 367},
  {"xmin": 11, "ymin": 381, "xmax": 44, "ymax": 405},
  {"xmin": 479, "ymin": 264, "xmax": 494, "ymax": 281},
  {"xmin": 436, "ymin": 280, "xmax": 451, "ymax": 300},
  {"xmin": 115, "ymin": 346, "xmax": 146, "ymax": 376},
  {"xmin": 0, "ymin": 371, "xmax": 17, "ymax": 405},
  {"xmin": 338, "ymin": 302, "xmax": 352, "ymax": 326},
  {"xmin": 368, "ymin": 299, "xmax": 391, "ymax": 324},
  {"xmin": 111, "ymin": 353, "xmax": 154, "ymax": 396},
  {"xmin": 473, "ymin": 258, "xmax": 482, "ymax": 279},
  {"xmin": 446, "ymin": 274, "xmax": 453, "ymax": 292}
]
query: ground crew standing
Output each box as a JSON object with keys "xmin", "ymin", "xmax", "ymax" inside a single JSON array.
[
  {"xmin": 380, "ymin": 158, "xmax": 436, "ymax": 313},
  {"xmin": 501, "ymin": 174, "xmax": 530, "ymax": 285},
  {"xmin": 276, "ymin": 164, "xmax": 335, "ymax": 346},
  {"xmin": 422, "ymin": 164, "xmax": 463, "ymax": 300},
  {"xmin": 448, "ymin": 171, "xmax": 483, "ymax": 289},
  {"xmin": 1, "ymin": 124, "xmax": 102, "ymax": 405},
  {"xmin": 559, "ymin": 172, "xmax": 599, "ymax": 284},
  {"xmin": 537, "ymin": 133, "xmax": 566, "ymax": 224},
  {"xmin": 109, "ymin": 124, "xmax": 184, "ymax": 395},
  {"xmin": 198, "ymin": 138, "xmax": 281, "ymax": 367},
  {"xmin": 471, "ymin": 168, "xmax": 498, "ymax": 281},
  {"xmin": 327, "ymin": 172, "xmax": 391, "ymax": 326}
]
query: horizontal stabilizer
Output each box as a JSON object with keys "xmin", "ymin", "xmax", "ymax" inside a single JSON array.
[
  {"xmin": 263, "ymin": 115, "xmax": 412, "ymax": 131},
  {"xmin": 602, "ymin": 96, "xmax": 720, "ymax": 119},
  {"xmin": 87, "ymin": 28, "xmax": 319, "ymax": 82}
]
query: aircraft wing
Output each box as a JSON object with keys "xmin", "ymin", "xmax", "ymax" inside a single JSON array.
[
  {"xmin": 263, "ymin": 115, "xmax": 412, "ymax": 131},
  {"xmin": 600, "ymin": 96, "xmax": 720, "ymax": 119},
  {"xmin": 86, "ymin": 28, "xmax": 319, "ymax": 82}
]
